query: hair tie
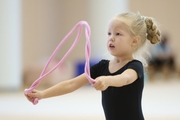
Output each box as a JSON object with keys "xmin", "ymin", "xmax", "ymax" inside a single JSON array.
[{"xmin": 24, "ymin": 21, "xmax": 95, "ymax": 105}]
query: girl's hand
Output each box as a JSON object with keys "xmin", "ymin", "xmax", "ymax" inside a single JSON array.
[
  {"xmin": 93, "ymin": 76, "xmax": 110, "ymax": 91},
  {"xmin": 24, "ymin": 89, "xmax": 43, "ymax": 103}
]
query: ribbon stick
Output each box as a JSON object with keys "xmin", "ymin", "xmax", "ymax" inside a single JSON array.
[{"xmin": 24, "ymin": 21, "xmax": 95, "ymax": 105}]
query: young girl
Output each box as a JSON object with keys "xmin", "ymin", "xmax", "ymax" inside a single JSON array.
[{"xmin": 25, "ymin": 12, "xmax": 161, "ymax": 120}]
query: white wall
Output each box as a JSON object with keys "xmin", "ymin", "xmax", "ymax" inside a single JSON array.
[
  {"xmin": 0, "ymin": 0, "xmax": 22, "ymax": 90},
  {"xmin": 87, "ymin": 0, "xmax": 128, "ymax": 60}
]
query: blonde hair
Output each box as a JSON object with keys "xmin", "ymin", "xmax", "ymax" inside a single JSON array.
[{"xmin": 115, "ymin": 12, "xmax": 161, "ymax": 67}]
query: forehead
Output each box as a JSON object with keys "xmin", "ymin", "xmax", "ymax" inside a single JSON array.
[{"xmin": 108, "ymin": 18, "xmax": 130, "ymax": 32}]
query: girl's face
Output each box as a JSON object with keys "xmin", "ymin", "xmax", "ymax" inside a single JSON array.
[{"xmin": 107, "ymin": 18, "xmax": 134, "ymax": 57}]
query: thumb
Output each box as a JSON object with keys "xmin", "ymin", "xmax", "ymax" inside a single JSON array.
[{"xmin": 28, "ymin": 89, "xmax": 38, "ymax": 97}]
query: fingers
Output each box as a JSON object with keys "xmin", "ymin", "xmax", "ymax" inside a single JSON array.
[
  {"xmin": 93, "ymin": 79, "xmax": 106, "ymax": 91},
  {"xmin": 28, "ymin": 90, "xmax": 38, "ymax": 97},
  {"xmin": 24, "ymin": 89, "xmax": 39, "ymax": 103},
  {"xmin": 25, "ymin": 93, "xmax": 35, "ymax": 103},
  {"xmin": 93, "ymin": 76, "xmax": 109, "ymax": 91}
]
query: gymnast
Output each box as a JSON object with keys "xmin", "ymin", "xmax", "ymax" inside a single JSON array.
[{"xmin": 25, "ymin": 12, "xmax": 161, "ymax": 120}]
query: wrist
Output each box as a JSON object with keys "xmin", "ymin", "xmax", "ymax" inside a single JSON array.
[{"xmin": 41, "ymin": 90, "xmax": 46, "ymax": 99}]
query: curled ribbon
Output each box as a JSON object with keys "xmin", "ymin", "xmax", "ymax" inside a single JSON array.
[{"xmin": 24, "ymin": 21, "xmax": 95, "ymax": 105}]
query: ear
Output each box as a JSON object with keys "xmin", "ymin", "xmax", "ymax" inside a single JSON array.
[{"xmin": 131, "ymin": 36, "xmax": 140, "ymax": 47}]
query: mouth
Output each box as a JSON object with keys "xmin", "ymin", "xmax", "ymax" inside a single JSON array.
[{"xmin": 109, "ymin": 43, "xmax": 115, "ymax": 48}]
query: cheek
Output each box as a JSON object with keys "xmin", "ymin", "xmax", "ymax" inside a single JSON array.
[
  {"xmin": 106, "ymin": 39, "xmax": 110, "ymax": 46},
  {"xmin": 121, "ymin": 41, "xmax": 132, "ymax": 50}
]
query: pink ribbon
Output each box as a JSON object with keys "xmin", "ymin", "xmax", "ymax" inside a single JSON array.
[{"xmin": 24, "ymin": 21, "xmax": 95, "ymax": 105}]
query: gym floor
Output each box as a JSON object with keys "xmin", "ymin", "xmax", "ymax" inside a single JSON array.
[{"xmin": 0, "ymin": 76, "xmax": 180, "ymax": 120}]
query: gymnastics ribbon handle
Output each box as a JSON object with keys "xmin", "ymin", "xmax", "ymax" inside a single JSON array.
[
  {"xmin": 24, "ymin": 21, "xmax": 95, "ymax": 105},
  {"xmin": 24, "ymin": 76, "xmax": 43, "ymax": 105},
  {"xmin": 24, "ymin": 89, "xmax": 39, "ymax": 105}
]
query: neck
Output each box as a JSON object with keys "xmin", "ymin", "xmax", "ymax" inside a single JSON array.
[{"xmin": 113, "ymin": 55, "xmax": 133, "ymax": 64}]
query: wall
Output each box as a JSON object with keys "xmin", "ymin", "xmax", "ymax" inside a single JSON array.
[
  {"xmin": 22, "ymin": 0, "xmax": 128, "ymax": 72},
  {"xmin": 22, "ymin": 0, "xmax": 88, "ymax": 69},
  {"xmin": 22, "ymin": 0, "xmax": 128, "ymax": 86},
  {"xmin": 0, "ymin": 0, "xmax": 22, "ymax": 90}
]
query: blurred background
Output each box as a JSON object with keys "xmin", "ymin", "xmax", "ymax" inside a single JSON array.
[{"xmin": 0, "ymin": 0, "xmax": 180, "ymax": 120}]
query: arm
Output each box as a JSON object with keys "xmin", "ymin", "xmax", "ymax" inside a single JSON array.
[
  {"xmin": 93, "ymin": 69, "xmax": 138, "ymax": 91},
  {"xmin": 26, "ymin": 73, "xmax": 89, "ymax": 103},
  {"xmin": 108, "ymin": 69, "xmax": 138, "ymax": 86}
]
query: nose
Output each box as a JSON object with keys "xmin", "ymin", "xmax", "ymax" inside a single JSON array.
[{"xmin": 110, "ymin": 37, "xmax": 115, "ymax": 42}]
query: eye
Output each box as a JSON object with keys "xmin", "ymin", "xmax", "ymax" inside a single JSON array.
[
  {"xmin": 108, "ymin": 32, "xmax": 111, "ymax": 36},
  {"xmin": 116, "ymin": 33, "xmax": 121, "ymax": 36}
]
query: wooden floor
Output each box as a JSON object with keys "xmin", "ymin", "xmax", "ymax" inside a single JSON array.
[{"xmin": 0, "ymin": 75, "xmax": 180, "ymax": 120}]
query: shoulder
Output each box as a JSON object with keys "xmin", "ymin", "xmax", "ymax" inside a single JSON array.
[
  {"xmin": 99, "ymin": 59, "xmax": 109, "ymax": 64},
  {"xmin": 127, "ymin": 60, "xmax": 143, "ymax": 68},
  {"xmin": 91, "ymin": 59, "xmax": 109, "ymax": 70},
  {"xmin": 93, "ymin": 59, "xmax": 109, "ymax": 66},
  {"xmin": 126, "ymin": 60, "xmax": 144, "ymax": 79},
  {"xmin": 90, "ymin": 59, "xmax": 109, "ymax": 79}
]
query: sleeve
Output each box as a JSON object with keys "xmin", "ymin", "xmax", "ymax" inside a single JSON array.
[
  {"xmin": 127, "ymin": 60, "xmax": 144, "ymax": 80},
  {"xmin": 90, "ymin": 60, "xmax": 101, "ymax": 79},
  {"xmin": 90, "ymin": 59, "xmax": 107, "ymax": 79}
]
